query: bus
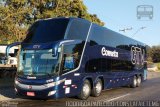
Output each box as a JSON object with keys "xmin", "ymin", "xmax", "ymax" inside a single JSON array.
[{"xmin": 6, "ymin": 17, "xmax": 147, "ymax": 100}]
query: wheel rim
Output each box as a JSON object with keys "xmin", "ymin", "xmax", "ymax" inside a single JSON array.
[
  {"xmin": 83, "ymin": 84, "xmax": 90, "ymax": 97},
  {"xmin": 134, "ymin": 77, "xmax": 137, "ymax": 86},
  {"xmin": 137, "ymin": 77, "xmax": 141, "ymax": 84},
  {"xmin": 95, "ymin": 82, "xmax": 102, "ymax": 94}
]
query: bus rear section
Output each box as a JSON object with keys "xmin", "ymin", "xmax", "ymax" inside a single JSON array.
[
  {"xmin": 83, "ymin": 23, "xmax": 147, "ymax": 91},
  {"xmin": 6, "ymin": 17, "xmax": 147, "ymax": 100}
]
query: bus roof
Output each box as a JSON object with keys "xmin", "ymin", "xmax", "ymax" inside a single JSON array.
[
  {"xmin": 25, "ymin": 17, "xmax": 146, "ymax": 46},
  {"xmin": 38, "ymin": 17, "xmax": 91, "ymax": 23}
]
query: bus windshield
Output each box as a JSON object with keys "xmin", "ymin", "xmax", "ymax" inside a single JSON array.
[{"xmin": 17, "ymin": 49, "xmax": 60, "ymax": 77}]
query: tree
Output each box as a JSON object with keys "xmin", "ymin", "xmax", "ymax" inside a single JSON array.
[
  {"xmin": 147, "ymin": 46, "xmax": 160, "ymax": 63},
  {"xmin": 0, "ymin": 0, "xmax": 104, "ymax": 44},
  {"xmin": 0, "ymin": 0, "xmax": 31, "ymax": 43}
]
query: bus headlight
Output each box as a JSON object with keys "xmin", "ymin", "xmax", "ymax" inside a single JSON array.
[{"xmin": 48, "ymin": 90, "xmax": 56, "ymax": 96}]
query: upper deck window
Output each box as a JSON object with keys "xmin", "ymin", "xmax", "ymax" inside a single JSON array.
[
  {"xmin": 66, "ymin": 19, "xmax": 90, "ymax": 41},
  {"xmin": 23, "ymin": 18, "xmax": 69, "ymax": 43}
]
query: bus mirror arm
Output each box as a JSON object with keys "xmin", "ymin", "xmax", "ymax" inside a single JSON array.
[
  {"xmin": 5, "ymin": 42, "xmax": 21, "ymax": 63},
  {"xmin": 52, "ymin": 39, "xmax": 82, "ymax": 57},
  {"xmin": 52, "ymin": 41, "xmax": 63, "ymax": 57},
  {"xmin": 52, "ymin": 46, "xmax": 58, "ymax": 57}
]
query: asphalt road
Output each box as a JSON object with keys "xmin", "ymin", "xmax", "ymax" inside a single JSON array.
[{"xmin": 0, "ymin": 71, "xmax": 160, "ymax": 107}]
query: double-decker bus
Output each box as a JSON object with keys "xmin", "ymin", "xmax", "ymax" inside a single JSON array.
[{"xmin": 6, "ymin": 17, "xmax": 147, "ymax": 100}]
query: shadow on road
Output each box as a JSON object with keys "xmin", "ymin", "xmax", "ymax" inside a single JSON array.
[{"xmin": 0, "ymin": 78, "xmax": 16, "ymax": 99}]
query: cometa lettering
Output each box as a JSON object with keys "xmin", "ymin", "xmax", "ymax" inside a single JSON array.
[{"xmin": 101, "ymin": 47, "xmax": 119, "ymax": 58}]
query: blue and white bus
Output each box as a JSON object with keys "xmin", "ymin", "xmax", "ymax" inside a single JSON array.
[{"xmin": 6, "ymin": 17, "xmax": 147, "ymax": 100}]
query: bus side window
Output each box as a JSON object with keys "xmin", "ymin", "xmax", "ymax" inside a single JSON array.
[{"xmin": 61, "ymin": 43, "xmax": 84, "ymax": 74}]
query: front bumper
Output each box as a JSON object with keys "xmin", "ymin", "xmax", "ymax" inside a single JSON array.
[
  {"xmin": 14, "ymin": 80, "xmax": 62, "ymax": 99},
  {"xmin": 15, "ymin": 85, "xmax": 58, "ymax": 99},
  {"xmin": 14, "ymin": 77, "xmax": 66, "ymax": 99}
]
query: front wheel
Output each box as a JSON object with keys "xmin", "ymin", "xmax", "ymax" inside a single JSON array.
[
  {"xmin": 91, "ymin": 79, "xmax": 102, "ymax": 97},
  {"xmin": 78, "ymin": 79, "xmax": 91, "ymax": 100}
]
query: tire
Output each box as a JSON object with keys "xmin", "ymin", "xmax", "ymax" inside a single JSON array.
[
  {"xmin": 130, "ymin": 76, "xmax": 137, "ymax": 88},
  {"xmin": 91, "ymin": 79, "xmax": 102, "ymax": 97},
  {"xmin": 136, "ymin": 75, "xmax": 142, "ymax": 87},
  {"xmin": 78, "ymin": 79, "xmax": 91, "ymax": 100}
]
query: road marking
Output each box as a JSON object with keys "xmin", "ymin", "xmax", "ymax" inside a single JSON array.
[{"xmin": 102, "ymin": 93, "xmax": 131, "ymax": 102}]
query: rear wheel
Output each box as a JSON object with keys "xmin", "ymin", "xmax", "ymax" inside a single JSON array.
[
  {"xmin": 78, "ymin": 79, "xmax": 91, "ymax": 100},
  {"xmin": 130, "ymin": 76, "xmax": 137, "ymax": 88},
  {"xmin": 136, "ymin": 75, "xmax": 142, "ymax": 87},
  {"xmin": 91, "ymin": 79, "xmax": 102, "ymax": 97}
]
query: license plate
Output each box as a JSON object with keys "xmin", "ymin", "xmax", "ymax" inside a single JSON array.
[{"xmin": 27, "ymin": 92, "xmax": 35, "ymax": 96}]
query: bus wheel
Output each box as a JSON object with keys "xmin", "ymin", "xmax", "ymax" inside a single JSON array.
[
  {"xmin": 136, "ymin": 76, "xmax": 142, "ymax": 87},
  {"xmin": 130, "ymin": 76, "xmax": 137, "ymax": 88},
  {"xmin": 91, "ymin": 79, "xmax": 102, "ymax": 97},
  {"xmin": 78, "ymin": 79, "xmax": 91, "ymax": 100}
]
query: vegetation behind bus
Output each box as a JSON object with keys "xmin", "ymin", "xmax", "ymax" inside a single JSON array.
[
  {"xmin": 147, "ymin": 46, "xmax": 160, "ymax": 63},
  {"xmin": 0, "ymin": 0, "xmax": 104, "ymax": 44},
  {"xmin": 147, "ymin": 45, "xmax": 160, "ymax": 71}
]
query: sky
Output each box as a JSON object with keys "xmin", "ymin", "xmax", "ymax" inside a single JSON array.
[{"xmin": 84, "ymin": 0, "xmax": 160, "ymax": 46}]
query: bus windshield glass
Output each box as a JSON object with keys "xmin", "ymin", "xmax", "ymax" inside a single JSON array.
[
  {"xmin": 23, "ymin": 18, "xmax": 69, "ymax": 43},
  {"xmin": 17, "ymin": 49, "xmax": 60, "ymax": 77}
]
